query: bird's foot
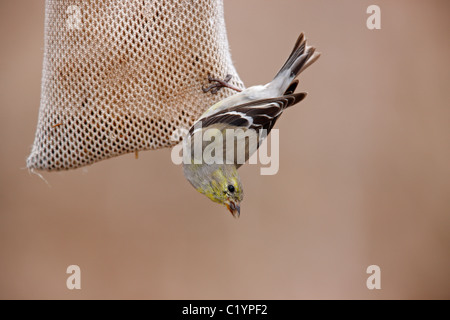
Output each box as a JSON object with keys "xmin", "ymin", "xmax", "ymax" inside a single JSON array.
[{"xmin": 202, "ymin": 74, "xmax": 242, "ymax": 94}]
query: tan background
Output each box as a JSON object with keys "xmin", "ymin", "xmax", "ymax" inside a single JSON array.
[{"xmin": 1, "ymin": 0, "xmax": 449, "ymax": 299}]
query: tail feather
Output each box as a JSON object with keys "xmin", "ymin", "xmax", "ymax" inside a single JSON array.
[
  {"xmin": 286, "ymin": 33, "xmax": 305, "ymax": 64},
  {"xmin": 271, "ymin": 33, "xmax": 320, "ymax": 93},
  {"xmin": 297, "ymin": 46, "xmax": 320, "ymax": 74}
]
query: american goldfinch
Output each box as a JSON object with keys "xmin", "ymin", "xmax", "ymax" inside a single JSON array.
[{"xmin": 182, "ymin": 33, "xmax": 320, "ymax": 217}]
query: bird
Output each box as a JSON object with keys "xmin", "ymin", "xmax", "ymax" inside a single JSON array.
[{"xmin": 182, "ymin": 33, "xmax": 320, "ymax": 218}]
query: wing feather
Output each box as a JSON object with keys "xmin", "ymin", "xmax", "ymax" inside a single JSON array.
[
  {"xmin": 186, "ymin": 92, "xmax": 307, "ymax": 167},
  {"xmin": 190, "ymin": 92, "xmax": 306, "ymax": 135}
]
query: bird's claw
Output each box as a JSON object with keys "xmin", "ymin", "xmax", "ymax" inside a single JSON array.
[{"xmin": 202, "ymin": 74, "xmax": 242, "ymax": 94}]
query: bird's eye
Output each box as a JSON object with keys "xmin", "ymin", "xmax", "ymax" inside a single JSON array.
[{"xmin": 228, "ymin": 185, "xmax": 235, "ymax": 193}]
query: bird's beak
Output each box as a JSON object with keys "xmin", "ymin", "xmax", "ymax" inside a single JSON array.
[{"xmin": 226, "ymin": 201, "xmax": 240, "ymax": 218}]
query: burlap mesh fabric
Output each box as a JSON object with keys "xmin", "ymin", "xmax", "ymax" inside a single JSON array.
[{"xmin": 27, "ymin": 0, "xmax": 244, "ymax": 171}]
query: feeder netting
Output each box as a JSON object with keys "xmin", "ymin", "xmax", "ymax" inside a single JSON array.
[{"xmin": 27, "ymin": 0, "xmax": 244, "ymax": 171}]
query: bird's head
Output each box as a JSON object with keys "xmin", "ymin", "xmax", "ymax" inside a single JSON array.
[
  {"xmin": 184, "ymin": 164, "xmax": 243, "ymax": 218},
  {"xmin": 220, "ymin": 179, "xmax": 243, "ymax": 218},
  {"xmin": 203, "ymin": 166, "xmax": 243, "ymax": 218}
]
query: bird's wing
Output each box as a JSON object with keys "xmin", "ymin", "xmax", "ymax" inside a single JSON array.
[
  {"xmin": 187, "ymin": 92, "xmax": 306, "ymax": 168},
  {"xmin": 192, "ymin": 92, "xmax": 306, "ymax": 135},
  {"xmin": 283, "ymin": 80, "xmax": 299, "ymax": 95}
]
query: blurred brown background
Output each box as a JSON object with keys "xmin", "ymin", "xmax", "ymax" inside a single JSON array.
[{"xmin": 1, "ymin": 0, "xmax": 449, "ymax": 299}]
